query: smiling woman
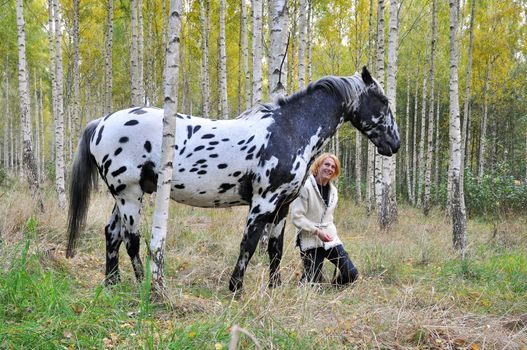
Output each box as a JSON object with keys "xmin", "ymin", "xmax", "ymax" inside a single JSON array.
[{"xmin": 291, "ymin": 153, "xmax": 359, "ymax": 286}]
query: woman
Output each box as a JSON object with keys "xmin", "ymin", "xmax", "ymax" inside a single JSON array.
[{"xmin": 291, "ymin": 153, "xmax": 358, "ymax": 285}]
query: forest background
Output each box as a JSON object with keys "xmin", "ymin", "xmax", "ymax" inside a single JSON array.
[{"xmin": 0, "ymin": 0, "xmax": 526, "ymax": 348}]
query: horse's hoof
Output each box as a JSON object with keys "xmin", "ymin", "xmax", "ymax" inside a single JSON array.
[
  {"xmin": 105, "ymin": 274, "xmax": 121, "ymax": 286},
  {"xmin": 229, "ymin": 278, "xmax": 243, "ymax": 293}
]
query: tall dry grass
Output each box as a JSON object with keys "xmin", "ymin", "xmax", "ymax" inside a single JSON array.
[{"xmin": 1, "ymin": 183, "xmax": 526, "ymax": 349}]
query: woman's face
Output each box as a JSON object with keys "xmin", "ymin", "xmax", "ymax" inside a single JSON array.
[{"xmin": 316, "ymin": 157, "xmax": 336, "ymax": 183}]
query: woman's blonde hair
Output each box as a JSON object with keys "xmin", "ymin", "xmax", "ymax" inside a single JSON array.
[{"xmin": 310, "ymin": 153, "xmax": 341, "ymax": 181}]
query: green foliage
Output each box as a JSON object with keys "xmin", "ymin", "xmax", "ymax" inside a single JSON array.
[{"xmin": 0, "ymin": 165, "xmax": 6, "ymax": 186}]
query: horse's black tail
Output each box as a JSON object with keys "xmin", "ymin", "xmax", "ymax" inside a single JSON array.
[{"xmin": 66, "ymin": 119, "xmax": 101, "ymax": 258}]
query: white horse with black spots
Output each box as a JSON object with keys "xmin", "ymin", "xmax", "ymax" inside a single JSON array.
[{"xmin": 66, "ymin": 67, "xmax": 400, "ymax": 292}]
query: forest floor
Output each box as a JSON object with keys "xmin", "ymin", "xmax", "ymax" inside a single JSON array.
[{"xmin": 0, "ymin": 182, "xmax": 526, "ymax": 349}]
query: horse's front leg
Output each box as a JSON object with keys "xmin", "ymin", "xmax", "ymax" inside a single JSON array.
[
  {"xmin": 267, "ymin": 203, "xmax": 290, "ymax": 288},
  {"xmin": 229, "ymin": 209, "xmax": 269, "ymax": 293},
  {"xmin": 105, "ymin": 205, "xmax": 123, "ymax": 285}
]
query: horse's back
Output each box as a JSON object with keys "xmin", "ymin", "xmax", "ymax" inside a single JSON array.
[{"xmin": 89, "ymin": 107, "xmax": 275, "ymax": 208}]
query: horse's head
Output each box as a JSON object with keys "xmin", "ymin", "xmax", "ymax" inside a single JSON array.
[{"xmin": 348, "ymin": 67, "xmax": 400, "ymax": 156}]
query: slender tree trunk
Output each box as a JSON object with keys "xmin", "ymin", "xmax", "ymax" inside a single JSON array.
[
  {"xmin": 252, "ymin": 0, "xmax": 263, "ymax": 105},
  {"xmin": 405, "ymin": 70, "xmax": 412, "ymax": 202},
  {"xmin": 52, "ymin": 0, "xmax": 66, "ymax": 208},
  {"xmin": 416, "ymin": 72, "xmax": 427, "ymax": 207},
  {"xmin": 306, "ymin": 0, "xmax": 312, "ymax": 83},
  {"xmin": 365, "ymin": 0, "xmax": 375, "ymax": 214},
  {"xmin": 449, "ymin": 0, "xmax": 467, "ymax": 253},
  {"xmin": 423, "ymin": 0, "xmax": 437, "ymax": 216},
  {"xmin": 461, "ymin": 0, "xmax": 475, "ymax": 185},
  {"xmin": 297, "ymin": 0, "xmax": 307, "ymax": 89},
  {"xmin": 380, "ymin": 0, "xmax": 398, "ymax": 229},
  {"xmin": 33, "ymin": 69, "xmax": 41, "ymax": 183},
  {"xmin": 411, "ymin": 63, "xmax": 419, "ymax": 205},
  {"xmin": 478, "ymin": 60, "xmax": 492, "ymax": 178},
  {"xmin": 39, "ymin": 76, "xmax": 45, "ymax": 177},
  {"xmin": 434, "ymin": 89, "xmax": 441, "ymax": 193},
  {"xmin": 72, "ymin": 0, "xmax": 80, "ymax": 145},
  {"xmin": 105, "ymin": 0, "xmax": 114, "ymax": 113},
  {"xmin": 151, "ymin": 0, "xmax": 182, "ymax": 293},
  {"xmin": 3, "ymin": 71, "xmax": 9, "ymax": 170},
  {"xmin": 16, "ymin": 0, "xmax": 41, "ymax": 204},
  {"xmin": 268, "ymin": 0, "xmax": 288, "ymax": 99},
  {"xmin": 138, "ymin": 0, "xmax": 144, "ymax": 104},
  {"xmin": 200, "ymin": 0, "xmax": 210, "ymax": 116},
  {"xmin": 130, "ymin": 0, "xmax": 140, "ymax": 106},
  {"xmin": 219, "ymin": 0, "xmax": 229, "ymax": 118},
  {"xmin": 374, "ymin": 0, "xmax": 384, "ymax": 211}
]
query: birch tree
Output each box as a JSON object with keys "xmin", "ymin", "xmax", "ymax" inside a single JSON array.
[
  {"xmin": 238, "ymin": 0, "xmax": 249, "ymax": 113},
  {"xmin": 374, "ymin": 0, "xmax": 385, "ymax": 210},
  {"xmin": 200, "ymin": 0, "xmax": 210, "ymax": 116},
  {"xmin": 219, "ymin": 0, "xmax": 229, "ymax": 118},
  {"xmin": 365, "ymin": 0, "xmax": 375, "ymax": 213},
  {"xmin": 448, "ymin": 0, "xmax": 467, "ymax": 253},
  {"xmin": 72, "ymin": 0, "xmax": 80, "ymax": 143},
  {"xmin": 252, "ymin": 0, "xmax": 263, "ymax": 105},
  {"xmin": 380, "ymin": 0, "xmax": 398, "ymax": 229},
  {"xmin": 52, "ymin": 0, "xmax": 66, "ymax": 208},
  {"xmin": 130, "ymin": 0, "xmax": 140, "ymax": 106},
  {"xmin": 16, "ymin": 0, "xmax": 41, "ymax": 202},
  {"xmin": 297, "ymin": 0, "xmax": 307, "ymax": 88},
  {"xmin": 151, "ymin": 0, "xmax": 182, "ymax": 292},
  {"xmin": 268, "ymin": 0, "xmax": 288, "ymax": 100},
  {"xmin": 423, "ymin": 0, "xmax": 437, "ymax": 216},
  {"xmin": 105, "ymin": 0, "xmax": 114, "ymax": 113}
]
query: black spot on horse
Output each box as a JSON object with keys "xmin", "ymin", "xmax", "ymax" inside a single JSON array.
[
  {"xmin": 202, "ymin": 134, "xmax": 215, "ymax": 139},
  {"xmin": 246, "ymin": 135, "xmax": 255, "ymax": 144},
  {"xmin": 186, "ymin": 153, "xmax": 193, "ymax": 158},
  {"xmin": 193, "ymin": 125, "xmax": 202, "ymax": 134},
  {"xmin": 218, "ymin": 163, "xmax": 228, "ymax": 169},
  {"xmin": 129, "ymin": 216, "xmax": 134, "ymax": 226},
  {"xmin": 121, "ymin": 199, "xmax": 125, "ymax": 205},
  {"xmin": 174, "ymin": 184, "xmax": 185, "ymax": 189},
  {"xmin": 144, "ymin": 141, "xmax": 152, "ymax": 153},
  {"xmin": 103, "ymin": 159, "xmax": 112, "ymax": 177},
  {"xmin": 96, "ymin": 125, "xmax": 105, "ymax": 145},
  {"xmin": 233, "ymin": 171, "xmax": 241, "ymax": 177},
  {"xmin": 119, "ymin": 136, "xmax": 129, "ymax": 143},
  {"xmin": 111, "ymin": 166, "xmax": 127, "ymax": 177},
  {"xmin": 247, "ymin": 145, "xmax": 256, "ymax": 154},
  {"xmin": 206, "ymin": 147, "xmax": 215, "ymax": 151},
  {"xmin": 209, "ymin": 154, "xmax": 218, "ymax": 158},
  {"xmin": 102, "ymin": 154, "xmax": 109, "ymax": 163},
  {"xmin": 209, "ymin": 141, "xmax": 219, "ymax": 145},
  {"xmin": 114, "ymin": 147, "xmax": 122, "ymax": 156},
  {"xmin": 196, "ymin": 159, "xmax": 207, "ymax": 164},
  {"xmin": 237, "ymin": 140, "xmax": 245, "ymax": 145},
  {"xmin": 186, "ymin": 125, "xmax": 193, "ymax": 139},
  {"xmin": 115, "ymin": 184, "xmax": 127, "ymax": 194},
  {"xmin": 103, "ymin": 112, "xmax": 115, "ymax": 121},
  {"xmin": 139, "ymin": 161, "xmax": 158, "ymax": 194},
  {"xmin": 199, "ymin": 191, "xmax": 207, "ymax": 194},
  {"xmin": 246, "ymin": 154, "xmax": 254, "ymax": 160},
  {"xmin": 179, "ymin": 147, "xmax": 186, "ymax": 155},
  {"xmin": 218, "ymin": 183, "xmax": 236, "ymax": 193},
  {"xmin": 178, "ymin": 168, "xmax": 185, "ymax": 172},
  {"xmin": 251, "ymin": 205, "xmax": 261, "ymax": 214},
  {"xmin": 197, "ymin": 170, "xmax": 207, "ymax": 175},
  {"xmin": 190, "ymin": 168, "xmax": 198, "ymax": 172},
  {"xmin": 222, "ymin": 138, "xmax": 230, "ymax": 142},
  {"xmin": 194, "ymin": 145, "xmax": 205, "ymax": 152},
  {"xmin": 124, "ymin": 120, "xmax": 139, "ymax": 126},
  {"xmin": 240, "ymin": 146, "xmax": 247, "ymax": 151}
]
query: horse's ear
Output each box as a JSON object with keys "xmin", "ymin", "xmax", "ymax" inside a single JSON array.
[{"xmin": 362, "ymin": 66, "xmax": 374, "ymax": 85}]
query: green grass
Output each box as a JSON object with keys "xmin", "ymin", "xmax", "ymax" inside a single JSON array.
[{"xmin": 0, "ymin": 189, "xmax": 526, "ymax": 348}]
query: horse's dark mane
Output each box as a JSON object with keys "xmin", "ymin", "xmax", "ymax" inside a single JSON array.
[{"xmin": 236, "ymin": 72, "xmax": 369, "ymax": 120}]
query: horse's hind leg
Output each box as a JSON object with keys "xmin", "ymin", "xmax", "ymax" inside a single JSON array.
[
  {"xmin": 267, "ymin": 203, "xmax": 290, "ymax": 288},
  {"xmin": 118, "ymin": 192, "xmax": 145, "ymax": 281},
  {"xmin": 105, "ymin": 205, "xmax": 123, "ymax": 285}
]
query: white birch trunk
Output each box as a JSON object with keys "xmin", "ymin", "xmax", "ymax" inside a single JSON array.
[
  {"xmin": 33, "ymin": 69, "xmax": 41, "ymax": 183},
  {"xmin": 105, "ymin": 0, "xmax": 114, "ymax": 113},
  {"xmin": 434, "ymin": 89, "xmax": 440, "ymax": 191},
  {"xmin": 53, "ymin": 0, "xmax": 66, "ymax": 208},
  {"xmin": 411, "ymin": 64, "xmax": 419, "ymax": 205},
  {"xmin": 416, "ymin": 73, "xmax": 427, "ymax": 207},
  {"xmin": 219, "ymin": 0, "xmax": 229, "ymax": 118},
  {"xmin": 297, "ymin": 0, "xmax": 307, "ymax": 89},
  {"xmin": 268, "ymin": 0, "xmax": 288, "ymax": 100},
  {"xmin": 449, "ymin": 0, "xmax": 467, "ymax": 253},
  {"xmin": 200, "ymin": 0, "xmax": 210, "ymax": 117},
  {"xmin": 72, "ymin": 0, "xmax": 80, "ymax": 145},
  {"xmin": 252, "ymin": 0, "xmax": 263, "ymax": 105},
  {"xmin": 16, "ymin": 0, "xmax": 40, "ymax": 199},
  {"xmin": 423, "ymin": 0, "xmax": 437, "ymax": 216},
  {"xmin": 241, "ymin": 0, "xmax": 250, "ymax": 110},
  {"xmin": 138, "ymin": 0, "xmax": 145, "ymax": 104},
  {"xmin": 374, "ymin": 0, "xmax": 385, "ymax": 211},
  {"xmin": 405, "ymin": 70, "xmax": 412, "ymax": 201},
  {"xmin": 478, "ymin": 61, "xmax": 492, "ymax": 178},
  {"xmin": 151, "ymin": 0, "xmax": 182, "ymax": 291},
  {"xmin": 380, "ymin": 0, "xmax": 398, "ymax": 229},
  {"xmin": 306, "ymin": 0, "xmax": 312, "ymax": 83},
  {"xmin": 130, "ymin": 0, "xmax": 140, "ymax": 106},
  {"xmin": 39, "ymin": 76, "xmax": 45, "ymax": 177},
  {"xmin": 461, "ymin": 0, "xmax": 475, "ymax": 185},
  {"xmin": 3, "ymin": 74, "xmax": 8, "ymax": 170}
]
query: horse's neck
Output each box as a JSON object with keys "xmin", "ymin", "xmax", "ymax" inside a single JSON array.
[{"xmin": 279, "ymin": 88, "xmax": 344, "ymax": 146}]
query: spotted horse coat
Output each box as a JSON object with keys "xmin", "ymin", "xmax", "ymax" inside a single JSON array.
[{"xmin": 67, "ymin": 67, "xmax": 400, "ymax": 292}]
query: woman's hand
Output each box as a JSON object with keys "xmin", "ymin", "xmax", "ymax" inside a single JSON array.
[{"xmin": 315, "ymin": 228, "xmax": 333, "ymax": 242}]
